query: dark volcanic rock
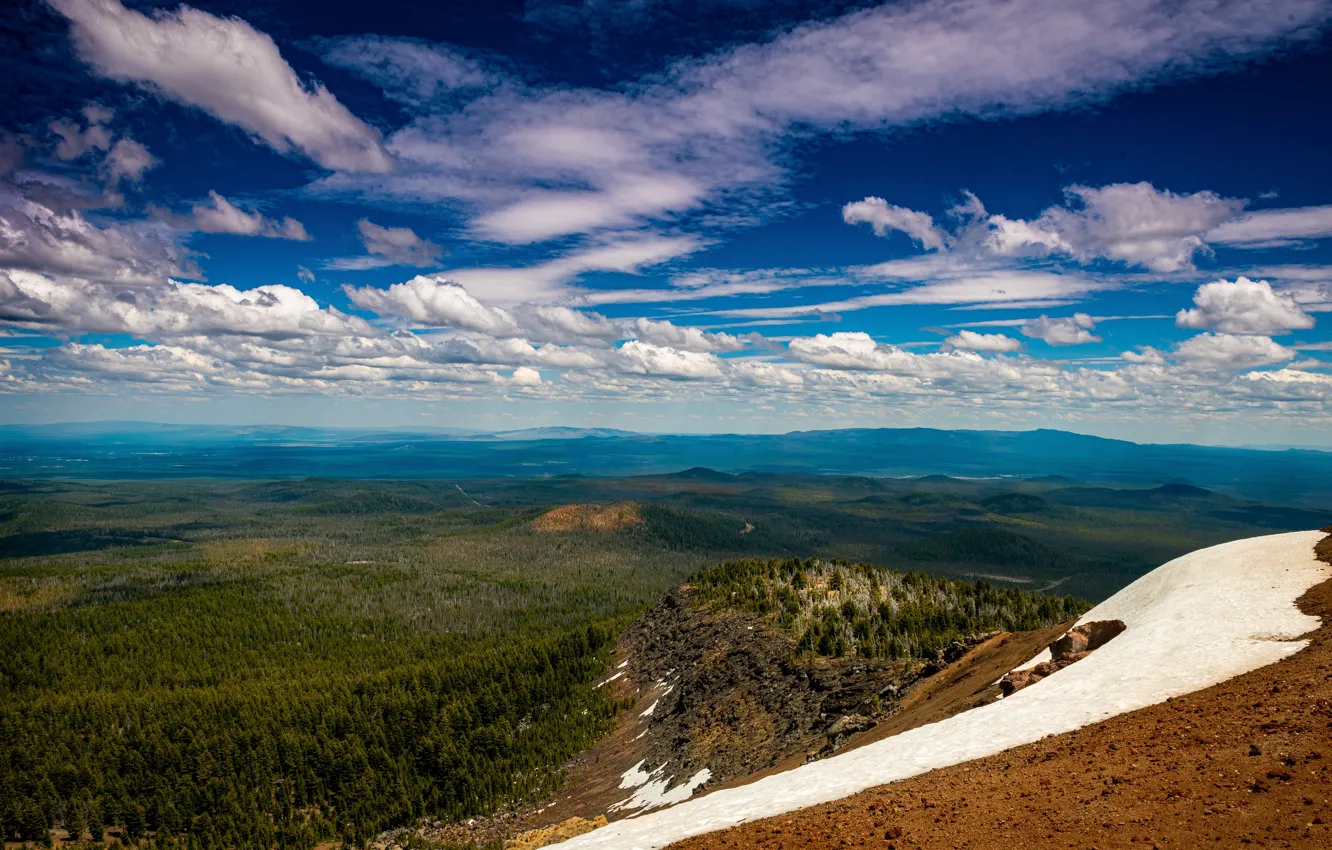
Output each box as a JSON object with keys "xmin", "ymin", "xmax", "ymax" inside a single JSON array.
[{"xmin": 619, "ymin": 587, "xmax": 921, "ymax": 789}]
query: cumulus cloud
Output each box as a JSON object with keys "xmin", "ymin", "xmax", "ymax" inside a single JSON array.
[
  {"xmin": 1021, "ymin": 313, "xmax": 1101, "ymax": 346},
  {"xmin": 176, "ymin": 192, "xmax": 311, "ymax": 240},
  {"xmin": 49, "ymin": 0, "xmax": 392, "ymax": 173},
  {"xmin": 861, "ymin": 184, "xmax": 1243, "ymax": 273},
  {"xmin": 326, "ymin": 220, "xmax": 443, "ymax": 269},
  {"xmin": 1176, "ymin": 277, "xmax": 1315, "ymax": 335},
  {"xmin": 1172, "ymin": 332, "xmax": 1295, "ymax": 371},
  {"xmin": 0, "ymin": 271, "xmax": 372, "ymax": 338},
  {"xmin": 0, "ymin": 193, "xmax": 187, "ymax": 283},
  {"xmin": 988, "ymin": 183, "xmax": 1243, "ymax": 272},
  {"xmin": 347, "ymin": 277, "xmax": 517, "ymax": 334},
  {"xmin": 630, "ymin": 317, "xmax": 750, "ymax": 352},
  {"xmin": 843, "ymin": 197, "xmax": 946, "ymax": 251},
  {"xmin": 101, "ymin": 138, "xmax": 158, "ymax": 185},
  {"xmin": 615, "ymin": 340, "xmax": 723, "ymax": 379},
  {"xmin": 943, "ymin": 330, "xmax": 1021, "ymax": 353}
]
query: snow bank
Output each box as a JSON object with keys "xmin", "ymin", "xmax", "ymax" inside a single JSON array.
[{"xmin": 552, "ymin": 531, "xmax": 1329, "ymax": 850}]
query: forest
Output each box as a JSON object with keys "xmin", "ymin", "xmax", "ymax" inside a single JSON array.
[
  {"xmin": 1, "ymin": 472, "xmax": 1327, "ymax": 849},
  {"xmin": 689, "ymin": 556, "xmax": 1088, "ymax": 661}
]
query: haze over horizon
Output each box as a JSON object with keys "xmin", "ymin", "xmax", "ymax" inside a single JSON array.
[{"xmin": 3, "ymin": 0, "xmax": 1332, "ymax": 445}]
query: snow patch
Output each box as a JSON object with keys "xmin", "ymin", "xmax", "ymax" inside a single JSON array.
[
  {"xmin": 640, "ymin": 700, "xmax": 659, "ymax": 718},
  {"xmin": 550, "ymin": 531, "xmax": 1329, "ymax": 849},
  {"xmin": 594, "ymin": 671, "xmax": 624, "ymax": 688},
  {"xmin": 610, "ymin": 766, "xmax": 712, "ymax": 814}
]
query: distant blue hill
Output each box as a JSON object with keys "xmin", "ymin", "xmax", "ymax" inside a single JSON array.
[{"xmin": 1, "ymin": 423, "xmax": 1329, "ymax": 506}]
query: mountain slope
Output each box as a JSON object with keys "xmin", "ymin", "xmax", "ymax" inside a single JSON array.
[
  {"xmin": 548, "ymin": 530, "xmax": 1331, "ymax": 849},
  {"xmin": 672, "ymin": 530, "xmax": 1332, "ymax": 850}
]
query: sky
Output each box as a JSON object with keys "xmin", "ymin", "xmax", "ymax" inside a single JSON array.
[{"xmin": 2, "ymin": 0, "xmax": 1332, "ymax": 445}]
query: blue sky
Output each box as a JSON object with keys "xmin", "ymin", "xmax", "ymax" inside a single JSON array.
[{"xmin": 2, "ymin": 0, "xmax": 1332, "ymax": 444}]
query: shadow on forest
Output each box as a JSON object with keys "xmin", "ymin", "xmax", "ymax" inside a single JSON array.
[{"xmin": 0, "ymin": 529, "xmax": 180, "ymax": 558}]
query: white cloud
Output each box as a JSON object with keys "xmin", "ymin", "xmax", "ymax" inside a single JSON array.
[
  {"xmin": 346, "ymin": 277, "xmax": 518, "ymax": 335},
  {"xmin": 630, "ymin": 317, "xmax": 750, "ymax": 353},
  {"xmin": 179, "ymin": 191, "xmax": 311, "ymax": 240},
  {"xmin": 1021, "ymin": 313, "xmax": 1101, "ymax": 346},
  {"xmin": 321, "ymin": 36, "xmax": 501, "ymax": 107},
  {"xmin": 49, "ymin": 107, "xmax": 113, "ymax": 160},
  {"xmin": 943, "ymin": 330, "xmax": 1021, "ymax": 353},
  {"xmin": 50, "ymin": 0, "xmax": 391, "ymax": 173},
  {"xmin": 0, "ymin": 193, "xmax": 187, "ymax": 283},
  {"xmin": 843, "ymin": 197, "xmax": 946, "ymax": 251},
  {"xmin": 729, "ymin": 360, "xmax": 805, "ymax": 387},
  {"xmin": 101, "ymin": 138, "xmax": 158, "ymax": 185},
  {"xmin": 355, "ymin": 219, "xmax": 443, "ymax": 267},
  {"xmin": 1176, "ymin": 277, "xmax": 1315, "ymax": 336},
  {"xmin": 510, "ymin": 366, "xmax": 542, "ymax": 385},
  {"xmin": 443, "ymin": 235, "xmax": 701, "ymax": 303},
  {"xmin": 1, "ymin": 271, "xmax": 372, "ymax": 339},
  {"xmin": 320, "ymin": 0, "xmax": 1331, "ymax": 241},
  {"xmin": 297, "ymin": 265, "xmax": 315, "ymax": 283},
  {"xmin": 1172, "ymin": 333, "xmax": 1295, "ymax": 372},
  {"xmin": 1208, "ymin": 205, "xmax": 1332, "ymax": 246},
  {"xmin": 1000, "ymin": 183, "xmax": 1243, "ymax": 272},
  {"xmin": 615, "ymin": 340, "xmax": 723, "ymax": 379}
]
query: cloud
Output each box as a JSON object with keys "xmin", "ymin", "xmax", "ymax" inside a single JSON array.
[
  {"xmin": 0, "ymin": 193, "xmax": 187, "ymax": 283},
  {"xmin": 297, "ymin": 265, "xmax": 315, "ymax": 283},
  {"xmin": 0, "ymin": 271, "xmax": 373, "ymax": 339},
  {"xmin": 1000, "ymin": 183, "xmax": 1243, "ymax": 272},
  {"xmin": 440, "ymin": 234, "xmax": 700, "ymax": 302},
  {"xmin": 49, "ymin": 106, "xmax": 113, "ymax": 160},
  {"xmin": 630, "ymin": 317, "xmax": 751, "ymax": 352},
  {"xmin": 101, "ymin": 138, "xmax": 158, "ymax": 185},
  {"xmin": 1021, "ymin": 313, "xmax": 1101, "ymax": 346},
  {"xmin": 48, "ymin": 105, "xmax": 158, "ymax": 187},
  {"xmin": 321, "ymin": 36, "xmax": 502, "ymax": 108},
  {"xmin": 911, "ymin": 184, "xmax": 1244, "ymax": 272},
  {"xmin": 357, "ymin": 219, "xmax": 442, "ymax": 266},
  {"xmin": 842, "ymin": 197, "xmax": 946, "ymax": 251},
  {"xmin": 1176, "ymin": 277, "xmax": 1315, "ymax": 335},
  {"xmin": 943, "ymin": 330, "xmax": 1022, "ymax": 353},
  {"xmin": 178, "ymin": 192, "xmax": 311, "ymax": 240},
  {"xmin": 729, "ymin": 359, "xmax": 805, "ymax": 387},
  {"xmin": 1172, "ymin": 332, "xmax": 1295, "ymax": 371},
  {"xmin": 717, "ymin": 266, "xmax": 1107, "ymax": 318},
  {"xmin": 1207, "ymin": 205, "xmax": 1332, "ymax": 246},
  {"xmin": 510, "ymin": 366, "xmax": 542, "ymax": 385},
  {"xmin": 615, "ymin": 340, "xmax": 723, "ymax": 379},
  {"xmin": 49, "ymin": 0, "xmax": 392, "ymax": 173},
  {"xmin": 320, "ymin": 0, "xmax": 1332, "ymax": 242},
  {"xmin": 346, "ymin": 277, "xmax": 517, "ymax": 334}
]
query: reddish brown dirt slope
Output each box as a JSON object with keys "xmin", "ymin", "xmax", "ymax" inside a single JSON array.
[{"xmin": 672, "ymin": 533, "xmax": 1332, "ymax": 850}]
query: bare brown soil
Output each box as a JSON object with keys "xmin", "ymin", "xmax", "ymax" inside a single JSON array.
[
  {"xmin": 531, "ymin": 503, "xmax": 642, "ymax": 533},
  {"xmin": 672, "ymin": 533, "xmax": 1332, "ymax": 850}
]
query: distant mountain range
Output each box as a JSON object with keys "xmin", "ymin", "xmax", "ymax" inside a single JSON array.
[{"xmin": 2, "ymin": 423, "xmax": 1330, "ymax": 506}]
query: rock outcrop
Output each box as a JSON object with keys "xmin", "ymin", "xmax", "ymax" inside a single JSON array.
[{"xmin": 1000, "ymin": 619, "xmax": 1126, "ymax": 696}]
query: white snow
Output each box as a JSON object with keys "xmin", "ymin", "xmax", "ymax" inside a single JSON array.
[
  {"xmin": 617, "ymin": 660, "xmax": 630, "ymax": 669},
  {"xmin": 550, "ymin": 530, "xmax": 1329, "ymax": 850},
  {"xmin": 639, "ymin": 700, "xmax": 659, "ymax": 718},
  {"xmin": 595, "ymin": 671, "xmax": 624, "ymax": 688},
  {"xmin": 1010, "ymin": 646, "xmax": 1052, "ymax": 672},
  {"xmin": 610, "ymin": 762, "xmax": 713, "ymax": 814}
]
